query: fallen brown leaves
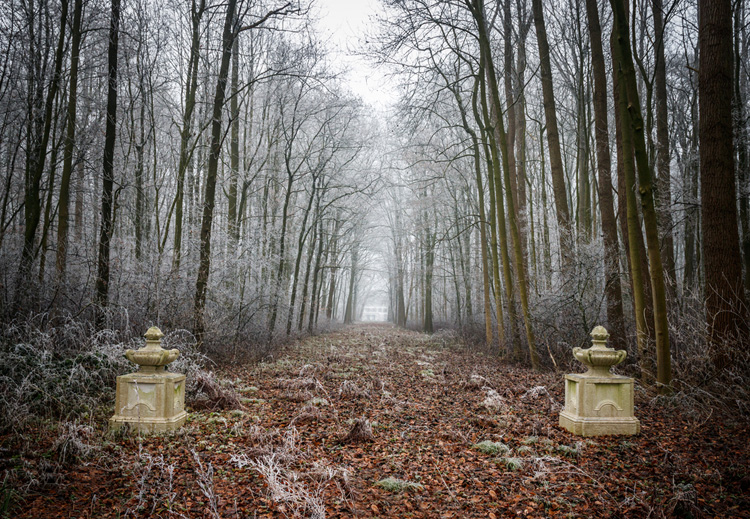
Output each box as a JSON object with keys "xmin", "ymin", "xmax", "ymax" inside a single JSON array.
[{"xmin": 3, "ymin": 323, "xmax": 750, "ymax": 518}]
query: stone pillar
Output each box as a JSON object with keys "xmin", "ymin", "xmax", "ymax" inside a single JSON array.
[
  {"xmin": 559, "ymin": 326, "xmax": 640, "ymax": 436},
  {"xmin": 109, "ymin": 327, "xmax": 187, "ymax": 433}
]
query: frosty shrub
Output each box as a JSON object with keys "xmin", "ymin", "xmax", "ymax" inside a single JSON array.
[
  {"xmin": 52, "ymin": 422, "xmax": 96, "ymax": 465},
  {"xmin": 0, "ymin": 316, "xmax": 208, "ymax": 433}
]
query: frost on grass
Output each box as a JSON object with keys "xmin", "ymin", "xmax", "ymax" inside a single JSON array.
[
  {"xmin": 125, "ymin": 445, "xmax": 178, "ymax": 517},
  {"xmin": 338, "ymin": 380, "xmax": 370, "ymax": 399},
  {"xmin": 464, "ymin": 373, "xmax": 488, "ymax": 390},
  {"xmin": 497, "ymin": 457, "xmax": 525, "ymax": 471},
  {"xmin": 517, "ymin": 445, "xmax": 534, "ymax": 455},
  {"xmin": 374, "ymin": 477, "xmax": 424, "ymax": 493},
  {"xmin": 473, "ymin": 440, "xmax": 510, "ymax": 455},
  {"xmin": 290, "ymin": 404, "xmax": 324, "ymax": 425},
  {"xmin": 419, "ymin": 368, "xmax": 436, "ymax": 379},
  {"xmin": 521, "ymin": 385, "xmax": 561, "ymax": 412},
  {"xmin": 192, "ymin": 450, "xmax": 220, "ymax": 519},
  {"xmin": 277, "ymin": 377, "xmax": 321, "ymax": 391},
  {"xmin": 52, "ymin": 422, "xmax": 95, "ymax": 465},
  {"xmin": 231, "ymin": 426, "xmax": 349, "ymax": 519},
  {"xmin": 555, "ymin": 444, "xmax": 582, "ymax": 458}
]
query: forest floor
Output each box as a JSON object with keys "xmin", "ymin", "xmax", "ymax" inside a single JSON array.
[{"xmin": 5, "ymin": 323, "xmax": 750, "ymax": 518}]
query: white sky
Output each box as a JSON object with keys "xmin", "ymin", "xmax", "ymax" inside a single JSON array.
[{"xmin": 313, "ymin": 0, "xmax": 396, "ymax": 108}]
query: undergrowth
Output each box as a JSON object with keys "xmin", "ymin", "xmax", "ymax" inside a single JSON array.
[{"xmin": 0, "ymin": 313, "xmax": 209, "ymax": 434}]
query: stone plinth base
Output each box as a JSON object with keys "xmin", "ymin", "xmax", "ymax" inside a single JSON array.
[
  {"xmin": 110, "ymin": 371, "xmax": 187, "ymax": 433},
  {"xmin": 559, "ymin": 373, "xmax": 640, "ymax": 437}
]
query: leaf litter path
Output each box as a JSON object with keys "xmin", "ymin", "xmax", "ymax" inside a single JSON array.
[{"xmin": 15, "ymin": 323, "xmax": 750, "ymax": 518}]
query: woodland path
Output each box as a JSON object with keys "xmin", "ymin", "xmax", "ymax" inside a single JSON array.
[{"xmin": 15, "ymin": 323, "xmax": 750, "ymax": 518}]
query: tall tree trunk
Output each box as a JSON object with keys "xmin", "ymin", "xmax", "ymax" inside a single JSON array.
[
  {"xmin": 653, "ymin": 0, "xmax": 676, "ymax": 297},
  {"xmin": 515, "ymin": 4, "xmax": 532, "ymax": 280},
  {"xmin": 735, "ymin": 0, "xmax": 750, "ymax": 291},
  {"xmin": 453, "ymin": 74, "xmax": 492, "ymax": 345},
  {"xmin": 424, "ymin": 226, "xmax": 434, "ymax": 333},
  {"xmin": 539, "ymin": 123, "xmax": 552, "ymax": 286},
  {"xmin": 326, "ymin": 219, "xmax": 340, "ymax": 321},
  {"xmin": 172, "ymin": 0, "xmax": 205, "ymax": 271},
  {"xmin": 286, "ymin": 177, "xmax": 317, "ymax": 335},
  {"xmin": 473, "ymin": 0, "xmax": 539, "ymax": 369},
  {"xmin": 134, "ymin": 88, "xmax": 146, "ymax": 260},
  {"xmin": 297, "ymin": 210, "xmax": 318, "ymax": 332},
  {"xmin": 344, "ymin": 243, "xmax": 358, "ymax": 324},
  {"xmin": 478, "ymin": 84, "xmax": 510, "ymax": 350},
  {"xmin": 194, "ymin": 0, "xmax": 237, "ymax": 349},
  {"xmin": 307, "ymin": 206, "xmax": 325, "ymax": 333},
  {"xmin": 683, "ymin": 94, "xmax": 700, "ymax": 292},
  {"xmin": 473, "ymin": 126, "xmax": 493, "ymax": 346},
  {"xmin": 94, "ymin": 0, "xmax": 120, "ymax": 323},
  {"xmin": 611, "ymin": 0, "xmax": 672, "ymax": 392},
  {"xmin": 227, "ymin": 36, "xmax": 240, "ymax": 243},
  {"xmin": 55, "ymin": 0, "xmax": 83, "ymax": 282},
  {"xmin": 268, "ymin": 172, "xmax": 293, "ymax": 338},
  {"xmin": 17, "ymin": 0, "xmax": 69, "ymax": 308},
  {"xmin": 531, "ymin": 0, "xmax": 573, "ymax": 274},
  {"xmin": 617, "ymin": 60, "xmax": 652, "ymax": 384},
  {"xmin": 585, "ymin": 0, "xmax": 627, "ymax": 348},
  {"xmin": 699, "ymin": 0, "xmax": 749, "ymax": 355},
  {"xmin": 38, "ymin": 124, "xmax": 63, "ymax": 283}
]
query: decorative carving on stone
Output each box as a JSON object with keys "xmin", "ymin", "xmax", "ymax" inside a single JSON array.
[
  {"xmin": 572, "ymin": 326, "xmax": 627, "ymax": 377},
  {"xmin": 559, "ymin": 326, "xmax": 640, "ymax": 436},
  {"xmin": 110, "ymin": 327, "xmax": 187, "ymax": 433},
  {"xmin": 125, "ymin": 327, "xmax": 180, "ymax": 372}
]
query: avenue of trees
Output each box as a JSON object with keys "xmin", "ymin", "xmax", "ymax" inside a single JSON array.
[
  {"xmin": 372, "ymin": 0, "xmax": 749, "ymax": 392},
  {"xmin": 0, "ymin": 0, "xmax": 748, "ymax": 394},
  {"xmin": 0, "ymin": 0, "xmax": 380, "ymax": 352}
]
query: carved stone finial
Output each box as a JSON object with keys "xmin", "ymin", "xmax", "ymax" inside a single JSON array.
[
  {"xmin": 144, "ymin": 326, "xmax": 164, "ymax": 342},
  {"xmin": 590, "ymin": 325, "xmax": 610, "ymax": 343},
  {"xmin": 572, "ymin": 325, "xmax": 626, "ymax": 377},
  {"xmin": 125, "ymin": 326, "xmax": 179, "ymax": 372}
]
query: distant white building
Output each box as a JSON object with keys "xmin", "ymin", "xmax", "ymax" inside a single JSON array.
[{"xmin": 361, "ymin": 305, "xmax": 388, "ymax": 322}]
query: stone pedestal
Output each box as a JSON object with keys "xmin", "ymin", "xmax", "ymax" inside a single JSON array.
[
  {"xmin": 110, "ymin": 371, "xmax": 187, "ymax": 432},
  {"xmin": 109, "ymin": 327, "xmax": 187, "ymax": 433},
  {"xmin": 559, "ymin": 326, "xmax": 640, "ymax": 437}
]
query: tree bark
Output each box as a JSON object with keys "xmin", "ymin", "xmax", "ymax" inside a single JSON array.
[
  {"xmin": 472, "ymin": 0, "xmax": 539, "ymax": 369},
  {"xmin": 734, "ymin": 0, "xmax": 750, "ymax": 292},
  {"xmin": 531, "ymin": 0, "xmax": 573, "ymax": 274},
  {"xmin": 172, "ymin": 0, "xmax": 205, "ymax": 272},
  {"xmin": 55, "ymin": 0, "xmax": 83, "ymax": 282},
  {"xmin": 699, "ymin": 0, "xmax": 749, "ymax": 354},
  {"xmin": 17, "ymin": 0, "xmax": 69, "ymax": 309},
  {"xmin": 585, "ymin": 0, "xmax": 627, "ymax": 348},
  {"xmin": 94, "ymin": 0, "xmax": 120, "ymax": 323},
  {"xmin": 228, "ymin": 35, "xmax": 240, "ymax": 244},
  {"xmin": 194, "ymin": 0, "xmax": 237, "ymax": 349},
  {"xmin": 653, "ymin": 0, "xmax": 676, "ymax": 296},
  {"xmin": 611, "ymin": 0, "xmax": 672, "ymax": 392}
]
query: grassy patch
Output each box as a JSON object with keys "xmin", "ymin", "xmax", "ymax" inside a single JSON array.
[
  {"xmin": 497, "ymin": 457, "xmax": 525, "ymax": 471},
  {"xmin": 374, "ymin": 477, "xmax": 424, "ymax": 492},
  {"xmin": 473, "ymin": 440, "xmax": 510, "ymax": 455}
]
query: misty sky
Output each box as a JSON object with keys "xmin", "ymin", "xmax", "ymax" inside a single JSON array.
[{"xmin": 314, "ymin": 0, "xmax": 395, "ymax": 107}]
